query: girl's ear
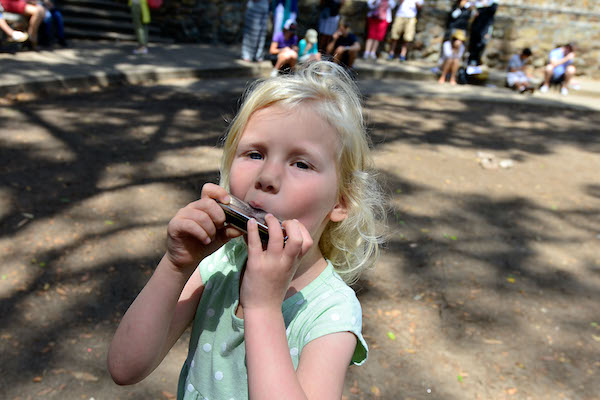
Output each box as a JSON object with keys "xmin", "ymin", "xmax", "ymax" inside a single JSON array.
[{"xmin": 329, "ymin": 195, "xmax": 349, "ymax": 223}]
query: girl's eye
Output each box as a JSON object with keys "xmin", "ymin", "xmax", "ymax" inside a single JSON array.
[
  {"xmin": 294, "ymin": 161, "xmax": 310, "ymax": 170},
  {"xmin": 248, "ymin": 152, "xmax": 263, "ymax": 160}
]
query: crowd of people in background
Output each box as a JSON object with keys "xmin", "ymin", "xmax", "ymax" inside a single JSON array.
[
  {"xmin": 240, "ymin": 0, "xmax": 579, "ymax": 96},
  {"xmin": 1, "ymin": 0, "xmax": 580, "ymax": 96}
]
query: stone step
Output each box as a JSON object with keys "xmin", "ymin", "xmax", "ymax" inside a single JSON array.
[
  {"xmin": 63, "ymin": 15, "xmax": 160, "ymax": 34},
  {"xmin": 60, "ymin": 0, "xmax": 130, "ymax": 12},
  {"xmin": 61, "ymin": 4, "xmax": 133, "ymax": 21},
  {"xmin": 64, "ymin": 27, "xmax": 171, "ymax": 43}
]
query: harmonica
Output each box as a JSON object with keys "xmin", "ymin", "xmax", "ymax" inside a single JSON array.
[{"xmin": 218, "ymin": 195, "xmax": 287, "ymax": 244}]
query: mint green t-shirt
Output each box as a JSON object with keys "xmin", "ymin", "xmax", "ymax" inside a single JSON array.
[{"xmin": 177, "ymin": 238, "xmax": 368, "ymax": 400}]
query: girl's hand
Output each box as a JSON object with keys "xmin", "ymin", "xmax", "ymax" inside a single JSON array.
[
  {"xmin": 165, "ymin": 184, "xmax": 242, "ymax": 272},
  {"xmin": 240, "ymin": 215, "xmax": 313, "ymax": 311}
]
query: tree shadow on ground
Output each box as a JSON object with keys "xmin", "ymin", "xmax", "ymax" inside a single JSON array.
[{"xmin": 0, "ymin": 84, "xmax": 599, "ymax": 399}]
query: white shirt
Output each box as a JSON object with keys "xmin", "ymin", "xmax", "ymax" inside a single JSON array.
[{"xmin": 395, "ymin": 0, "xmax": 424, "ymax": 18}]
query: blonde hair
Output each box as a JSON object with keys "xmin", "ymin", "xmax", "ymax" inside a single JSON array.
[{"xmin": 219, "ymin": 61, "xmax": 385, "ymax": 284}]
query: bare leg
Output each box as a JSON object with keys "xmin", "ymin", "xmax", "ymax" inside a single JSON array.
[
  {"xmin": 388, "ymin": 39, "xmax": 398, "ymax": 56},
  {"xmin": 563, "ymin": 65, "xmax": 576, "ymax": 88},
  {"xmin": 543, "ymin": 64, "xmax": 554, "ymax": 86},
  {"xmin": 449, "ymin": 59, "xmax": 460, "ymax": 85},
  {"xmin": 0, "ymin": 18, "xmax": 15, "ymax": 36},
  {"xmin": 400, "ymin": 42, "xmax": 409, "ymax": 58},
  {"xmin": 24, "ymin": 4, "xmax": 45, "ymax": 45},
  {"xmin": 347, "ymin": 49, "xmax": 358, "ymax": 68},
  {"xmin": 438, "ymin": 59, "xmax": 451, "ymax": 83},
  {"xmin": 364, "ymin": 38, "xmax": 375, "ymax": 56}
]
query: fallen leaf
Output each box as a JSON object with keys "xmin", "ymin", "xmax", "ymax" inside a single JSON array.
[
  {"xmin": 71, "ymin": 371, "xmax": 99, "ymax": 382},
  {"xmin": 483, "ymin": 339, "xmax": 503, "ymax": 345},
  {"xmin": 506, "ymin": 387, "xmax": 518, "ymax": 395},
  {"xmin": 32, "ymin": 376, "xmax": 43, "ymax": 383},
  {"xmin": 387, "ymin": 331, "xmax": 396, "ymax": 340},
  {"xmin": 162, "ymin": 391, "xmax": 176, "ymax": 399},
  {"xmin": 371, "ymin": 386, "xmax": 381, "ymax": 396}
]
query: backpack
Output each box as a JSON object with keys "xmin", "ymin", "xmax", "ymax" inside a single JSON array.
[{"xmin": 456, "ymin": 66, "xmax": 468, "ymax": 85}]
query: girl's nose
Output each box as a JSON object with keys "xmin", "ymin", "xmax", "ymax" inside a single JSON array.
[{"xmin": 255, "ymin": 161, "xmax": 281, "ymax": 193}]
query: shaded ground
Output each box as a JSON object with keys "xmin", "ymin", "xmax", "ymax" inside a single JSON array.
[{"xmin": 1, "ymin": 78, "xmax": 599, "ymax": 400}]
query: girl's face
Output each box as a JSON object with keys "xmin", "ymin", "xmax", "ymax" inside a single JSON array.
[{"xmin": 229, "ymin": 104, "xmax": 347, "ymax": 242}]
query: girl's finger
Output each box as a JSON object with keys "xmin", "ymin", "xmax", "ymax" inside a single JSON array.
[
  {"xmin": 187, "ymin": 198, "xmax": 227, "ymax": 227},
  {"xmin": 281, "ymin": 219, "xmax": 303, "ymax": 260},
  {"xmin": 170, "ymin": 218, "xmax": 212, "ymax": 245},
  {"xmin": 200, "ymin": 183, "xmax": 231, "ymax": 205},
  {"xmin": 295, "ymin": 219, "xmax": 313, "ymax": 258},
  {"xmin": 246, "ymin": 218, "xmax": 263, "ymax": 258},
  {"xmin": 265, "ymin": 214, "xmax": 285, "ymax": 251}
]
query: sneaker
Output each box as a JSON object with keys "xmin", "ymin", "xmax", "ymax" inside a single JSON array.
[
  {"xmin": 270, "ymin": 69, "xmax": 279, "ymax": 77},
  {"xmin": 387, "ymin": 53, "xmax": 395, "ymax": 61},
  {"xmin": 398, "ymin": 55, "xmax": 406, "ymax": 62},
  {"xmin": 369, "ymin": 52, "xmax": 377, "ymax": 60},
  {"xmin": 539, "ymin": 84, "xmax": 549, "ymax": 93},
  {"xmin": 363, "ymin": 52, "xmax": 370, "ymax": 60},
  {"xmin": 11, "ymin": 31, "xmax": 29, "ymax": 43},
  {"xmin": 560, "ymin": 87, "xmax": 568, "ymax": 96}
]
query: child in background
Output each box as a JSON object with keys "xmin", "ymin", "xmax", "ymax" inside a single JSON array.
[
  {"xmin": 437, "ymin": 29, "xmax": 466, "ymax": 85},
  {"xmin": 298, "ymin": 28, "xmax": 321, "ymax": 63},
  {"xmin": 506, "ymin": 47, "xmax": 533, "ymax": 93},
  {"xmin": 268, "ymin": 18, "xmax": 299, "ymax": 76},
  {"xmin": 107, "ymin": 60, "xmax": 385, "ymax": 400}
]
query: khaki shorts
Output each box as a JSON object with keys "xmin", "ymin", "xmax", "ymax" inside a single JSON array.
[{"xmin": 390, "ymin": 17, "xmax": 417, "ymax": 42}]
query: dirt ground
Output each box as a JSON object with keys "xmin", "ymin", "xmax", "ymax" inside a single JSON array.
[{"xmin": 1, "ymin": 78, "xmax": 599, "ymax": 400}]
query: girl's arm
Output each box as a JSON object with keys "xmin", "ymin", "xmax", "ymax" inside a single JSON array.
[
  {"xmin": 245, "ymin": 310, "xmax": 356, "ymax": 399},
  {"xmin": 107, "ymin": 255, "xmax": 203, "ymax": 385},
  {"xmin": 107, "ymin": 184, "xmax": 240, "ymax": 385},
  {"xmin": 243, "ymin": 217, "xmax": 356, "ymax": 398}
]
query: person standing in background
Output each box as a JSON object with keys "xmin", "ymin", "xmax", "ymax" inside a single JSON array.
[
  {"xmin": 445, "ymin": 0, "xmax": 473, "ymax": 42},
  {"xmin": 318, "ymin": 0, "xmax": 343, "ymax": 53},
  {"xmin": 387, "ymin": 0, "xmax": 424, "ymax": 61},
  {"xmin": 241, "ymin": 0, "xmax": 270, "ymax": 62},
  {"xmin": 271, "ymin": 0, "xmax": 298, "ymax": 40},
  {"xmin": 363, "ymin": 0, "xmax": 395, "ymax": 60},
  {"xmin": 467, "ymin": 0, "xmax": 498, "ymax": 66},
  {"xmin": 129, "ymin": 0, "xmax": 150, "ymax": 54}
]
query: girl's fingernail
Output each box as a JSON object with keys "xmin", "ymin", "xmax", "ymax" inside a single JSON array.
[
  {"xmin": 204, "ymin": 237, "xmax": 212, "ymax": 245},
  {"xmin": 223, "ymin": 195, "xmax": 231, "ymax": 204},
  {"xmin": 248, "ymin": 218, "xmax": 256, "ymax": 225}
]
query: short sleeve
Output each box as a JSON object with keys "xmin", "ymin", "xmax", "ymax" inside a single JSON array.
[
  {"xmin": 197, "ymin": 238, "xmax": 245, "ymax": 284},
  {"xmin": 301, "ymin": 290, "xmax": 368, "ymax": 365}
]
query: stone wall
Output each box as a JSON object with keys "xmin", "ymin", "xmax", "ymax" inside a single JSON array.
[{"xmin": 152, "ymin": 0, "xmax": 600, "ymax": 78}]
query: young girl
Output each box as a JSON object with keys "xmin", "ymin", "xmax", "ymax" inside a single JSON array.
[{"xmin": 107, "ymin": 61, "xmax": 385, "ymax": 399}]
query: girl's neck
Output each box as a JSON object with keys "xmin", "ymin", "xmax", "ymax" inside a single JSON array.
[{"xmin": 286, "ymin": 248, "xmax": 328, "ymax": 300}]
